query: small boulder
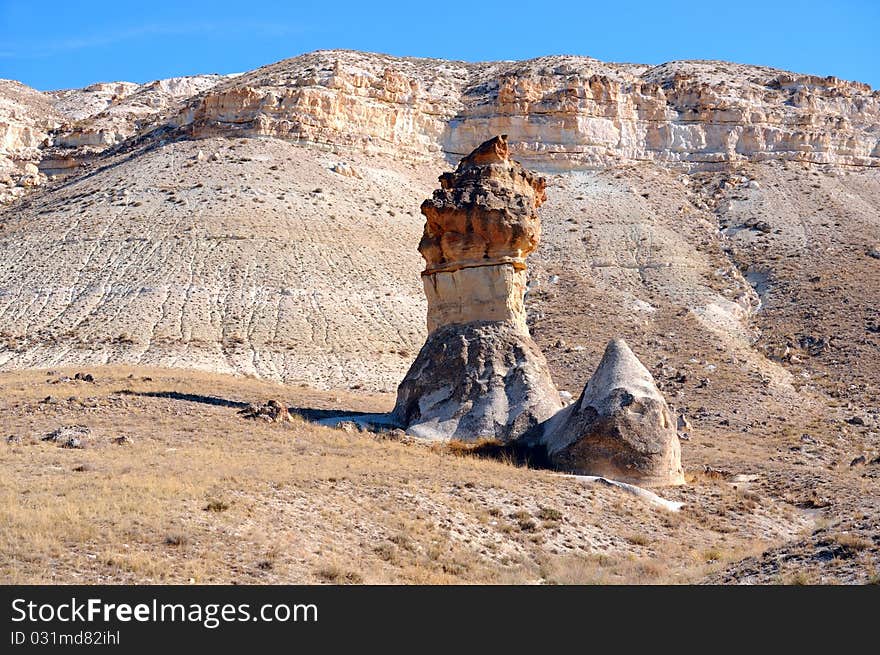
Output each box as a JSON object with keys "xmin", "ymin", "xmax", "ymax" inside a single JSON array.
[
  {"xmin": 336, "ymin": 420, "xmax": 362, "ymax": 433},
  {"xmin": 331, "ymin": 162, "xmax": 361, "ymax": 178},
  {"xmin": 677, "ymin": 413, "xmax": 692, "ymax": 431},
  {"xmin": 42, "ymin": 425, "xmax": 91, "ymax": 449}
]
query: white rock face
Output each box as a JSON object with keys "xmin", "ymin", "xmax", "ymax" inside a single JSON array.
[
  {"xmin": 169, "ymin": 51, "xmax": 880, "ymax": 170},
  {"xmin": 422, "ymin": 264, "xmax": 528, "ymax": 333},
  {"xmin": 46, "ymin": 75, "xmax": 229, "ymax": 157},
  {"xmin": 0, "ymin": 80, "xmax": 62, "ymax": 203}
]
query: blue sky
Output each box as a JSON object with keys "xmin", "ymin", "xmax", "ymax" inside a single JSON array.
[{"xmin": 1, "ymin": 0, "xmax": 878, "ymax": 90}]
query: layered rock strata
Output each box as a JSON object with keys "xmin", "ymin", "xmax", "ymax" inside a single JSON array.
[
  {"xmin": 392, "ymin": 135, "xmax": 562, "ymax": 441},
  {"xmin": 169, "ymin": 50, "xmax": 880, "ymax": 169},
  {"xmin": 418, "ymin": 134, "xmax": 545, "ymax": 332}
]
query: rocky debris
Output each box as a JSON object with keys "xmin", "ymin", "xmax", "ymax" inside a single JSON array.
[
  {"xmin": 74, "ymin": 372, "xmax": 95, "ymax": 383},
  {"xmin": 393, "ymin": 136, "xmax": 561, "ymax": 441},
  {"xmin": 42, "ymin": 425, "xmax": 91, "ymax": 449},
  {"xmin": 677, "ymin": 413, "xmax": 692, "ymax": 431},
  {"xmin": 6, "ymin": 434, "xmax": 22, "ymax": 445},
  {"xmin": 238, "ymin": 399, "xmax": 292, "ymax": 422},
  {"xmin": 524, "ymin": 339, "xmax": 685, "ymax": 486},
  {"xmin": 867, "ymin": 246, "xmax": 880, "ymax": 259},
  {"xmin": 111, "ymin": 435, "xmax": 134, "ymax": 446},
  {"xmin": 331, "ymin": 162, "xmax": 361, "ymax": 178},
  {"xmin": 393, "ymin": 321, "xmax": 562, "ymax": 441},
  {"xmin": 336, "ymin": 420, "xmax": 363, "ymax": 433}
]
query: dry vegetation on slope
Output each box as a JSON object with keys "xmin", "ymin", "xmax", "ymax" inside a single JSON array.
[{"xmin": 6, "ymin": 366, "xmax": 861, "ymax": 585}]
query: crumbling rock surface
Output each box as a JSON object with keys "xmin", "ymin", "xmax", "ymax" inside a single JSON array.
[
  {"xmin": 417, "ymin": 135, "xmax": 545, "ymax": 332},
  {"xmin": 419, "ymin": 134, "xmax": 546, "ymax": 275},
  {"xmin": 526, "ymin": 339, "xmax": 685, "ymax": 486}
]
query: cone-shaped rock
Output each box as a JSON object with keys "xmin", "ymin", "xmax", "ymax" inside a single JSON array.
[
  {"xmin": 529, "ymin": 338, "xmax": 685, "ymax": 486},
  {"xmin": 392, "ymin": 135, "xmax": 562, "ymax": 441}
]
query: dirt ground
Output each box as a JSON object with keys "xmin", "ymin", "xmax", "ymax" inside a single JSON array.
[{"xmin": 2, "ymin": 365, "xmax": 876, "ymax": 584}]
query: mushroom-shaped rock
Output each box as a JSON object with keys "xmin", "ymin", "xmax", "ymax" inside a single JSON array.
[
  {"xmin": 527, "ymin": 338, "xmax": 685, "ymax": 486},
  {"xmin": 392, "ymin": 135, "xmax": 561, "ymax": 442}
]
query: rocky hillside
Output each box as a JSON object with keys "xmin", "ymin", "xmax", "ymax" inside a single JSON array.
[
  {"xmin": 1, "ymin": 50, "xmax": 878, "ymax": 406},
  {"xmin": 5, "ymin": 50, "xmax": 877, "ymax": 204},
  {"xmin": 0, "ymin": 74, "xmax": 230, "ymax": 202}
]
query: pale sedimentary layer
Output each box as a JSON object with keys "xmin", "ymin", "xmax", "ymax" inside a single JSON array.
[
  {"xmin": 417, "ymin": 134, "xmax": 544, "ymax": 333},
  {"xmin": 423, "ymin": 264, "xmax": 527, "ymax": 333},
  {"xmin": 169, "ymin": 51, "xmax": 880, "ymax": 169}
]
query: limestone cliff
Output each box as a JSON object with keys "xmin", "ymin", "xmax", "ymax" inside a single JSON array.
[
  {"xmin": 169, "ymin": 51, "xmax": 880, "ymax": 170},
  {"xmin": 4, "ymin": 50, "xmax": 878, "ymax": 203},
  {"xmin": 0, "ymin": 80, "xmax": 62, "ymax": 204}
]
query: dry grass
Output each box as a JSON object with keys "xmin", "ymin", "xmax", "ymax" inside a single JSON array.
[{"xmin": 0, "ymin": 366, "xmax": 823, "ymax": 584}]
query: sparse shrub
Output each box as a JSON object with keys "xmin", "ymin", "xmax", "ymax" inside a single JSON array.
[
  {"xmin": 374, "ymin": 542, "xmax": 397, "ymax": 562},
  {"xmin": 785, "ymin": 571, "xmax": 813, "ymax": 585},
  {"xmin": 204, "ymin": 499, "xmax": 230, "ymax": 513},
  {"xmin": 315, "ymin": 562, "xmax": 362, "ymax": 584},
  {"xmin": 537, "ymin": 507, "xmax": 563, "ymax": 522},
  {"xmin": 626, "ymin": 533, "xmax": 651, "ymax": 546},
  {"xmin": 518, "ymin": 518, "xmax": 537, "ymax": 532},
  {"xmin": 831, "ymin": 533, "xmax": 872, "ymax": 553},
  {"xmin": 701, "ymin": 547, "xmax": 724, "ymax": 562}
]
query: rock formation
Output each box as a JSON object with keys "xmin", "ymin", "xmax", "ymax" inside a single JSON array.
[
  {"xmin": 418, "ymin": 134, "xmax": 545, "ymax": 332},
  {"xmin": 525, "ymin": 339, "xmax": 685, "ymax": 486},
  {"xmin": 392, "ymin": 138, "xmax": 684, "ymax": 484},
  {"xmin": 392, "ymin": 135, "xmax": 562, "ymax": 441},
  {"xmin": 0, "ymin": 80, "xmax": 62, "ymax": 204},
  {"xmin": 168, "ymin": 51, "xmax": 880, "ymax": 169}
]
